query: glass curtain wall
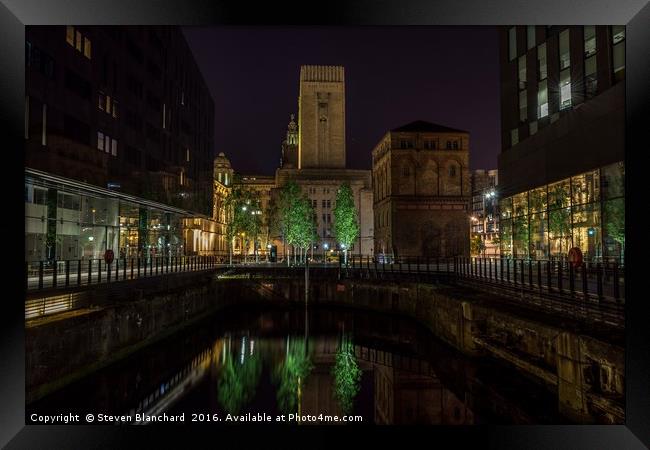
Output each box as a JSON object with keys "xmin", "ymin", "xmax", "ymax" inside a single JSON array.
[
  {"xmin": 498, "ymin": 162, "xmax": 624, "ymax": 264},
  {"xmin": 25, "ymin": 178, "xmax": 186, "ymax": 262}
]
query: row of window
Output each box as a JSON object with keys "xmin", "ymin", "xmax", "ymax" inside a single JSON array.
[
  {"xmin": 308, "ymin": 187, "xmax": 332, "ymax": 195},
  {"xmin": 399, "ymin": 139, "xmax": 461, "ymax": 150},
  {"xmin": 402, "ymin": 164, "xmax": 458, "ymax": 177},
  {"xmin": 66, "ymin": 26, "xmax": 91, "ymax": 59},
  {"xmin": 97, "ymin": 131, "xmax": 118, "ymax": 156},
  {"xmin": 98, "ymin": 91, "xmax": 118, "ymax": 118},
  {"xmin": 511, "ymin": 26, "xmax": 625, "ymax": 146}
]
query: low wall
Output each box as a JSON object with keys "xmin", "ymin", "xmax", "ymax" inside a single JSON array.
[
  {"xmin": 241, "ymin": 277, "xmax": 625, "ymax": 424},
  {"xmin": 26, "ymin": 273, "xmax": 625, "ymax": 424}
]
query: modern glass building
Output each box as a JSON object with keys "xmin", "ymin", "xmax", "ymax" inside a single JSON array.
[
  {"xmin": 497, "ymin": 26, "xmax": 625, "ymax": 265},
  {"xmin": 26, "ymin": 168, "xmax": 198, "ymax": 262},
  {"xmin": 498, "ymin": 162, "xmax": 624, "ymax": 262}
]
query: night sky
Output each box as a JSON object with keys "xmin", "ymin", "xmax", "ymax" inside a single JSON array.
[{"xmin": 182, "ymin": 26, "xmax": 501, "ymax": 175}]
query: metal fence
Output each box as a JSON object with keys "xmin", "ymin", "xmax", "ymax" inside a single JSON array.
[{"xmin": 26, "ymin": 255, "xmax": 221, "ymax": 292}]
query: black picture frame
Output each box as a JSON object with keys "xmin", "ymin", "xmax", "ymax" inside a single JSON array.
[{"xmin": 1, "ymin": 1, "xmax": 648, "ymax": 448}]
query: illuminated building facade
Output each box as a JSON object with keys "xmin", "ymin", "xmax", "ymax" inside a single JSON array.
[
  {"xmin": 470, "ymin": 169, "xmax": 500, "ymax": 256},
  {"xmin": 498, "ymin": 26, "xmax": 625, "ymax": 262},
  {"xmin": 25, "ymin": 26, "xmax": 215, "ymax": 218}
]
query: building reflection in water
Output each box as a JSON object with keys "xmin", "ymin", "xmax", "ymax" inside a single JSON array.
[{"xmin": 30, "ymin": 308, "xmax": 550, "ymax": 425}]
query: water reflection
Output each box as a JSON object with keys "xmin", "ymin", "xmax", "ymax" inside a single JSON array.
[
  {"xmin": 273, "ymin": 337, "xmax": 313, "ymax": 415},
  {"xmin": 28, "ymin": 306, "xmax": 562, "ymax": 424}
]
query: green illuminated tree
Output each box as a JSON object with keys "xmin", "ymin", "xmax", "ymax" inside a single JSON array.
[
  {"xmin": 273, "ymin": 337, "xmax": 314, "ymax": 414},
  {"xmin": 333, "ymin": 183, "xmax": 359, "ymax": 265},
  {"xmin": 604, "ymin": 199, "xmax": 625, "ymax": 261},
  {"xmin": 217, "ymin": 342, "xmax": 262, "ymax": 415},
  {"xmin": 224, "ymin": 186, "xmax": 262, "ymax": 264},
  {"xmin": 279, "ymin": 182, "xmax": 317, "ymax": 265},
  {"xmin": 332, "ymin": 334, "xmax": 362, "ymax": 415},
  {"xmin": 470, "ymin": 234, "xmax": 485, "ymax": 256}
]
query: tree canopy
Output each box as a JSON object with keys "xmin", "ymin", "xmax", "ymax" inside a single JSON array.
[{"xmin": 333, "ymin": 183, "xmax": 359, "ymax": 264}]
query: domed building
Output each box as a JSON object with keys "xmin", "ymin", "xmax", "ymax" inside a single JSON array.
[{"xmin": 214, "ymin": 152, "xmax": 234, "ymax": 186}]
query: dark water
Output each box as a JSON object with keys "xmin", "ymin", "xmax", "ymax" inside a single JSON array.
[{"xmin": 27, "ymin": 305, "xmax": 565, "ymax": 425}]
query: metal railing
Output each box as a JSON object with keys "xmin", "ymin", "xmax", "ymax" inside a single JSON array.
[
  {"xmin": 338, "ymin": 255, "xmax": 624, "ymax": 328},
  {"xmin": 26, "ymin": 255, "xmax": 222, "ymax": 292}
]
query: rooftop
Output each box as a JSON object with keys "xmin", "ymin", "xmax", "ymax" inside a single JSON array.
[{"xmin": 391, "ymin": 120, "xmax": 468, "ymax": 134}]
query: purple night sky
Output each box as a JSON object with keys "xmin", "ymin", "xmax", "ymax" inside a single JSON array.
[{"xmin": 182, "ymin": 26, "xmax": 501, "ymax": 175}]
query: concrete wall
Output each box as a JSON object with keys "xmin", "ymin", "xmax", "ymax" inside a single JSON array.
[
  {"xmin": 27, "ymin": 273, "xmax": 624, "ymax": 423},
  {"xmin": 242, "ymin": 277, "xmax": 624, "ymax": 423}
]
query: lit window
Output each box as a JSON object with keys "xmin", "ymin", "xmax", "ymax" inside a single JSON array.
[
  {"xmin": 518, "ymin": 56, "xmax": 527, "ymax": 89},
  {"xmin": 97, "ymin": 131, "xmax": 104, "ymax": 150},
  {"xmin": 560, "ymin": 68, "xmax": 572, "ymax": 110},
  {"xmin": 508, "ymin": 27, "xmax": 517, "ymax": 61},
  {"xmin": 66, "ymin": 26, "xmax": 74, "ymax": 46},
  {"xmin": 112, "ymin": 100, "xmax": 118, "ymax": 118},
  {"xmin": 104, "ymin": 134, "xmax": 110, "ymax": 153},
  {"xmin": 111, "ymin": 138, "xmax": 117, "ymax": 156},
  {"xmin": 584, "ymin": 26, "xmax": 596, "ymax": 57},
  {"xmin": 537, "ymin": 43, "xmax": 547, "ymax": 80},
  {"xmin": 612, "ymin": 26, "xmax": 625, "ymax": 81},
  {"xmin": 511, "ymin": 128, "xmax": 519, "ymax": 146},
  {"xmin": 537, "ymin": 80, "xmax": 548, "ymax": 118},
  {"xmin": 75, "ymin": 31, "xmax": 82, "ymax": 52},
  {"xmin": 585, "ymin": 55, "xmax": 597, "ymax": 99},
  {"xmin": 106, "ymin": 95, "xmax": 111, "ymax": 113},
  {"xmin": 519, "ymin": 89, "xmax": 527, "ymax": 122},
  {"xmin": 559, "ymin": 29, "xmax": 570, "ymax": 70},
  {"xmin": 98, "ymin": 91, "xmax": 105, "ymax": 110},
  {"xmin": 41, "ymin": 104, "xmax": 47, "ymax": 146},
  {"xmin": 527, "ymin": 25, "xmax": 535, "ymax": 50},
  {"xmin": 186, "ymin": 148, "xmax": 190, "ymax": 162},
  {"xmin": 83, "ymin": 37, "xmax": 91, "ymax": 59},
  {"xmin": 162, "ymin": 103, "xmax": 166, "ymax": 128}
]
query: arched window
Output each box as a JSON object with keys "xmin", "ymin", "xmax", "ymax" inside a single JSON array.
[
  {"xmin": 446, "ymin": 141, "xmax": 452, "ymax": 149},
  {"xmin": 449, "ymin": 164, "xmax": 457, "ymax": 177},
  {"xmin": 453, "ymin": 141, "xmax": 459, "ymax": 150}
]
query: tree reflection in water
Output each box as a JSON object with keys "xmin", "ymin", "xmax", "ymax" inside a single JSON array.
[
  {"xmin": 273, "ymin": 336, "xmax": 314, "ymax": 415},
  {"xmin": 217, "ymin": 336, "xmax": 262, "ymax": 415},
  {"xmin": 332, "ymin": 333, "xmax": 362, "ymax": 415}
]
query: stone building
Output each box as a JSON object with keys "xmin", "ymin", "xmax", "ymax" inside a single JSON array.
[
  {"xmin": 234, "ymin": 174, "xmax": 276, "ymax": 257},
  {"xmin": 297, "ymin": 65, "xmax": 346, "ymax": 169},
  {"xmin": 372, "ymin": 120, "xmax": 471, "ymax": 258},
  {"xmin": 274, "ymin": 65, "xmax": 373, "ymax": 259},
  {"xmin": 182, "ymin": 152, "xmax": 232, "ymax": 257},
  {"xmin": 470, "ymin": 169, "xmax": 500, "ymax": 256},
  {"xmin": 280, "ymin": 114, "xmax": 299, "ymax": 169}
]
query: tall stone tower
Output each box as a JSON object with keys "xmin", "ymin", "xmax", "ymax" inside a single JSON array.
[
  {"xmin": 298, "ymin": 65, "xmax": 346, "ymax": 169},
  {"xmin": 280, "ymin": 114, "xmax": 299, "ymax": 168}
]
